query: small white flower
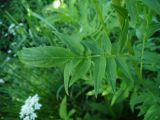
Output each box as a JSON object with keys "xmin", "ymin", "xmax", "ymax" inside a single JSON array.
[
  {"xmin": 34, "ymin": 103, "xmax": 41, "ymax": 110},
  {"xmin": 30, "ymin": 113, "xmax": 37, "ymax": 120},
  {"xmin": 8, "ymin": 23, "xmax": 23, "ymax": 36},
  {"xmin": 19, "ymin": 23, "xmax": 24, "ymax": 26},
  {"xmin": 20, "ymin": 94, "xmax": 42, "ymax": 120},
  {"xmin": 23, "ymin": 116, "xmax": 30, "ymax": 120},
  {"xmin": 53, "ymin": 0, "xmax": 61, "ymax": 9},
  {"xmin": 8, "ymin": 23, "xmax": 16, "ymax": 35},
  {"xmin": 13, "ymin": 54, "xmax": 17, "ymax": 57},
  {"xmin": 7, "ymin": 50, "xmax": 12, "ymax": 54},
  {"xmin": 0, "ymin": 79, "xmax": 5, "ymax": 84},
  {"xmin": 9, "ymin": 23, "xmax": 15, "ymax": 29}
]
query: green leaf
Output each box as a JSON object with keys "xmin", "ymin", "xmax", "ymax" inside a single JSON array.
[
  {"xmin": 55, "ymin": 32, "xmax": 84, "ymax": 55},
  {"xmin": 111, "ymin": 89, "xmax": 125, "ymax": 106},
  {"xmin": 130, "ymin": 92, "xmax": 145, "ymax": 111},
  {"xmin": 118, "ymin": 18, "xmax": 129, "ymax": 52},
  {"xmin": 93, "ymin": 56, "xmax": 106, "ymax": 96},
  {"xmin": 111, "ymin": 4, "xmax": 128, "ymax": 19},
  {"xmin": 106, "ymin": 58, "xmax": 117, "ymax": 93},
  {"xmin": 126, "ymin": 0, "xmax": 138, "ymax": 26},
  {"xmin": 101, "ymin": 32, "xmax": 112, "ymax": 54},
  {"xmin": 70, "ymin": 58, "xmax": 91, "ymax": 86},
  {"xmin": 18, "ymin": 46, "xmax": 73, "ymax": 67},
  {"xmin": 59, "ymin": 96, "xmax": 69, "ymax": 120},
  {"xmin": 141, "ymin": 0, "xmax": 160, "ymax": 15},
  {"xmin": 144, "ymin": 105, "xmax": 160, "ymax": 120},
  {"xmin": 116, "ymin": 57, "xmax": 133, "ymax": 84},
  {"xmin": 111, "ymin": 4, "xmax": 128, "ymax": 27},
  {"xmin": 148, "ymin": 23, "xmax": 160, "ymax": 37},
  {"xmin": 64, "ymin": 59, "xmax": 81, "ymax": 95},
  {"xmin": 111, "ymin": 82, "xmax": 130, "ymax": 105},
  {"xmin": 64, "ymin": 62, "xmax": 72, "ymax": 95},
  {"xmin": 81, "ymin": 40, "xmax": 101, "ymax": 54}
]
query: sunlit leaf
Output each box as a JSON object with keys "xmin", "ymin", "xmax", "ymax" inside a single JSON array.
[
  {"xmin": 116, "ymin": 57, "xmax": 133, "ymax": 83},
  {"xmin": 101, "ymin": 32, "xmax": 112, "ymax": 54},
  {"xmin": 118, "ymin": 18, "xmax": 129, "ymax": 52},
  {"xmin": 59, "ymin": 96, "xmax": 69, "ymax": 120},
  {"xmin": 106, "ymin": 58, "xmax": 117, "ymax": 93},
  {"xmin": 93, "ymin": 56, "xmax": 106, "ymax": 96},
  {"xmin": 126, "ymin": 0, "xmax": 138, "ymax": 26},
  {"xmin": 18, "ymin": 46, "xmax": 73, "ymax": 67},
  {"xmin": 64, "ymin": 59, "xmax": 81, "ymax": 95},
  {"xmin": 55, "ymin": 32, "xmax": 84, "ymax": 55},
  {"xmin": 70, "ymin": 58, "xmax": 91, "ymax": 86}
]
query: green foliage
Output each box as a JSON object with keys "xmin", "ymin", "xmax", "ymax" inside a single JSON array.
[
  {"xmin": 130, "ymin": 77, "xmax": 160, "ymax": 120},
  {"xmin": 1, "ymin": 0, "xmax": 160, "ymax": 119},
  {"xmin": 141, "ymin": 0, "xmax": 160, "ymax": 15}
]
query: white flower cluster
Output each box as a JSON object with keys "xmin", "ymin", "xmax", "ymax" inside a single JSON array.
[
  {"xmin": 53, "ymin": 0, "xmax": 61, "ymax": 9},
  {"xmin": 20, "ymin": 94, "xmax": 42, "ymax": 120},
  {"xmin": 6, "ymin": 23, "xmax": 24, "ymax": 36}
]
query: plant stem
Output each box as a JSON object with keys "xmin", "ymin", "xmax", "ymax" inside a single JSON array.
[{"xmin": 93, "ymin": 0, "xmax": 108, "ymax": 34}]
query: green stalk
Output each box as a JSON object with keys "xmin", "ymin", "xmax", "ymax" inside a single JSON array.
[{"xmin": 93, "ymin": 0, "xmax": 108, "ymax": 34}]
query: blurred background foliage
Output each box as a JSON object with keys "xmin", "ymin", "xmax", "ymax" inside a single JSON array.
[{"xmin": 0, "ymin": 0, "xmax": 160, "ymax": 120}]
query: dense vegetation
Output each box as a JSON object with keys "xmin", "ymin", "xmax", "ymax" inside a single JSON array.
[{"xmin": 0, "ymin": 0, "xmax": 160, "ymax": 120}]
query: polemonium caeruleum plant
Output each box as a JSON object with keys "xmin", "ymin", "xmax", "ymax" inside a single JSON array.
[
  {"xmin": 19, "ymin": 94, "xmax": 42, "ymax": 120},
  {"xmin": 1, "ymin": 0, "xmax": 160, "ymax": 119}
]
